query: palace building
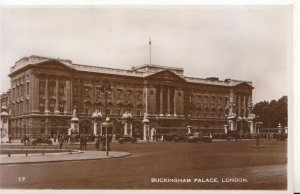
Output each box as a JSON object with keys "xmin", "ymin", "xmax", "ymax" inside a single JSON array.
[{"xmin": 1, "ymin": 55, "xmax": 254, "ymax": 140}]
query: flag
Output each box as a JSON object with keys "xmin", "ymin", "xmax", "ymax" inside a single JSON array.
[{"xmin": 149, "ymin": 38, "xmax": 151, "ymax": 45}]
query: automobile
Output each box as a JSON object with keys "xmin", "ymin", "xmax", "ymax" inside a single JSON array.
[
  {"xmin": 187, "ymin": 134, "xmax": 200, "ymax": 143},
  {"xmin": 164, "ymin": 133, "xmax": 176, "ymax": 141},
  {"xmin": 118, "ymin": 136, "xmax": 137, "ymax": 143},
  {"xmin": 201, "ymin": 135, "xmax": 213, "ymax": 143},
  {"xmin": 30, "ymin": 138, "xmax": 53, "ymax": 146},
  {"xmin": 173, "ymin": 134, "xmax": 187, "ymax": 142}
]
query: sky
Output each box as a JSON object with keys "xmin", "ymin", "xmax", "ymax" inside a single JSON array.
[{"xmin": 0, "ymin": 5, "xmax": 292, "ymax": 103}]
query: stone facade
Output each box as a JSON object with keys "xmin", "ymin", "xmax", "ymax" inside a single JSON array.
[{"xmin": 2, "ymin": 55, "xmax": 254, "ymax": 139}]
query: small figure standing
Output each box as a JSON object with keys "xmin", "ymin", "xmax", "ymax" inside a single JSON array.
[
  {"xmin": 95, "ymin": 135, "xmax": 100, "ymax": 150},
  {"xmin": 59, "ymin": 137, "xmax": 64, "ymax": 149}
]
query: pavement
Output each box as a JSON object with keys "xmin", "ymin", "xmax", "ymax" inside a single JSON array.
[{"xmin": 0, "ymin": 150, "xmax": 131, "ymax": 165}]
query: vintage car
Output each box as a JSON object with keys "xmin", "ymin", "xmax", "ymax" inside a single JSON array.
[
  {"xmin": 118, "ymin": 136, "xmax": 137, "ymax": 143},
  {"xmin": 201, "ymin": 135, "xmax": 213, "ymax": 143},
  {"xmin": 173, "ymin": 134, "xmax": 187, "ymax": 142},
  {"xmin": 186, "ymin": 134, "xmax": 201, "ymax": 143},
  {"xmin": 30, "ymin": 138, "xmax": 53, "ymax": 146}
]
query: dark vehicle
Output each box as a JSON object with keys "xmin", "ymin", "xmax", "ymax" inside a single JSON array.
[
  {"xmin": 30, "ymin": 138, "xmax": 53, "ymax": 146},
  {"xmin": 173, "ymin": 134, "xmax": 187, "ymax": 142},
  {"xmin": 164, "ymin": 133, "xmax": 176, "ymax": 141},
  {"xmin": 201, "ymin": 135, "xmax": 213, "ymax": 143},
  {"xmin": 187, "ymin": 134, "xmax": 200, "ymax": 143},
  {"xmin": 118, "ymin": 136, "xmax": 137, "ymax": 143}
]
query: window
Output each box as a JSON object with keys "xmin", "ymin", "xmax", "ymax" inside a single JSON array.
[
  {"xmin": 212, "ymin": 96, "xmax": 215, "ymax": 105},
  {"xmin": 136, "ymin": 107, "xmax": 142, "ymax": 116},
  {"xmin": 19, "ymin": 103, "xmax": 23, "ymax": 114},
  {"xmin": 39, "ymin": 100, "xmax": 45, "ymax": 112},
  {"xmin": 59, "ymin": 85, "xmax": 64, "ymax": 96},
  {"xmin": 150, "ymin": 90, "xmax": 154, "ymax": 95},
  {"xmin": 128, "ymin": 90, "xmax": 132, "ymax": 100},
  {"xmin": 117, "ymin": 106, "xmax": 123, "ymax": 115},
  {"xmin": 49, "ymin": 84, "xmax": 55, "ymax": 96},
  {"xmin": 107, "ymin": 106, "xmax": 111, "ymax": 115},
  {"xmin": 117, "ymin": 89, "xmax": 123, "ymax": 99},
  {"xmin": 26, "ymin": 102, "xmax": 29, "ymax": 113},
  {"xmin": 96, "ymin": 87, "xmax": 102, "ymax": 99},
  {"xmin": 137, "ymin": 91, "xmax": 142, "ymax": 101},
  {"xmin": 225, "ymin": 98, "xmax": 229, "ymax": 106},
  {"xmin": 59, "ymin": 102, "xmax": 65, "ymax": 113},
  {"xmin": 27, "ymin": 83, "xmax": 29, "ymax": 95},
  {"xmin": 84, "ymin": 103, "xmax": 90, "ymax": 114},
  {"xmin": 73, "ymin": 86, "xmax": 78, "ymax": 97},
  {"xmin": 49, "ymin": 100, "xmax": 55, "ymax": 112},
  {"xmin": 178, "ymin": 92, "xmax": 182, "ymax": 97},
  {"xmin": 85, "ymin": 87, "xmax": 90, "ymax": 97}
]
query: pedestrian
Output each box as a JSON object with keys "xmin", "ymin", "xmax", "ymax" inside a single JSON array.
[
  {"xmin": 101, "ymin": 135, "xmax": 106, "ymax": 151},
  {"xmin": 83, "ymin": 135, "xmax": 87, "ymax": 150},
  {"xmin": 59, "ymin": 137, "xmax": 64, "ymax": 149},
  {"xmin": 79, "ymin": 134, "xmax": 83, "ymax": 150},
  {"xmin": 95, "ymin": 135, "xmax": 100, "ymax": 150}
]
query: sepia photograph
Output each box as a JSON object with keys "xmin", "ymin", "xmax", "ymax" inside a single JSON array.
[{"xmin": 0, "ymin": 2, "xmax": 294, "ymax": 193}]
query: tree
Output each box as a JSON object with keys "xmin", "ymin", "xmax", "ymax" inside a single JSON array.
[{"xmin": 252, "ymin": 96, "xmax": 287, "ymax": 128}]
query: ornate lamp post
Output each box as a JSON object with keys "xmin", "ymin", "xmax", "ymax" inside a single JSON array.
[
  {"xmin": 122, "ymin": 111, "xmax": 133, "ymax": 137},
  {"xmin": 227, "ymin": 100, "xmax": 237, "ymax": 131},
  {"xmin": 100, "ymin": 80, "xmax": 112, "ymax": 156},
  {"xmin": 91, "ymin": 109, "xmax": 102, "ymax": 135},
  {"xmin": 69, "ymin": 109, "xmax": 80, "ymax": 135},
  {"xmin": 0, "ymin": 106, "xmax": 9, "ymax": 144},
  {"xmin": 142, "ymin": 113, "xmax": 150, "ymax": 141}
]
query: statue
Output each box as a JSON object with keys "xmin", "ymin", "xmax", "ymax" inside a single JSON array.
[{"xmin": 73, "ymin": 108, "xmax": 77, "ymax": 118}]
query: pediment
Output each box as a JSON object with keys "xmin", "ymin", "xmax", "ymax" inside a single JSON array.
[
  {"xmin": 146, "ymin": 70, "xmax": 185, "ymax": 82},
  {"xmin": 34, "ymin": 59, "xmax": 74, "ymax": 71},
  {"xmin": 234, "ymin": 82, "xmax": 254, "ymax": 90}
]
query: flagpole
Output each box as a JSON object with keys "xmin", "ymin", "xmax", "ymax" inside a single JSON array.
[{"xmin": 149, "ymin": 37, "xmax": 151, "ymax": 65}]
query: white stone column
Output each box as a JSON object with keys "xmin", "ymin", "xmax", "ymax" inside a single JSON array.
[
  {"xmin": 160, "ymin": 86, "xmax": 163, "ymax": 116},
  {"xmin": 174, "ymin": 89, "xmax": 177, "ymax": 116},
  {"xmin": 55, "ymin": 78, "xmax": 59, "ymax": 113},
  {"xmin": 187, "ymin": 126, "xmax": 192, "ymax": 134},
  {"xmin": 167, "ymin": 87, "xmax": 170, "ymax": 116},
  {"xmin": 124, "ymin": 122, "xmax": 128, "ymax": 136},
  {"xmin": 249, "ymin": 121, "xmax": 254, "ymax": 134},
  {"xmin": 93, "ymin": 122, "xmax": 97, "ymax": 135},
  {"xmin": 65, "ymin": 79, "xmax": 71, "ymax": 113},
  {"xmin": 229, "ymin": 120, "xmax": 234, "ymax": 131},
  {"xmin": 45, "ymin": 77, "xmax": 49, "ymax": 113},
  {"xmin": 143, "ymin": 123, "xmax": 149, "ymax": 140},
  {"xmin": 100, "ymin": 123, "xmax": 103, "ymax": 136},
  {"xmin": 130, "ymin": 123, "xmax": 133, "ymax": 137}
]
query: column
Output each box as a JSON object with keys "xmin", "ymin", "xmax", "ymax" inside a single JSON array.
[
  {"xmin": 248, "ymin": 95, "xmax": 252, "ymax": 115},
  {"xmin": 174, "ymin": 89, "xmax": 177, "ymax": 116},
  {"xmin": 243, "ymin": 95, "xmax": 246, "ymax": 117},
  {"xmin": 32, "ymin": 74, "xmax": 40, "ymax": 113},
  {"xmin": 167, "ymin": 87, "xmax": 171, "ymax": 116},
  {"xmin": 65, "ymin": 79, "xmax": 71, "ymax": 113},
  {"xmin": 249, "ymin": 121, "xmax": 254, "ymax": 134},
  {"xmin": 93, "ymin": 122, "xmax": 97, "ymax": 135},
  {"xmin": 160, "ymin": 86, "xmax": 163, "ymax": 116},
  {"xmin": 45, "ymin": 77, "xmax": 49, "ymax": 113},
  {"xmin": 130, "ymin": 123, "xmax": 133, "ymax": 137},
  {"xmin": 124, "ymin": 122, "xmax": 128, "ymax": 136},
  {"xmin": 237, "ymin": 94, "xmax": 241, "ymax": 117},
  {"xmin": 55, "ymin": 78, "xmax": 59, "ymax": 113}
]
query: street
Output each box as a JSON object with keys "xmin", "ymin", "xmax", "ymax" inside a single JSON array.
[{"xmin": 0, "ymin": 139, "xmax": 287, "ymax": 189}]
